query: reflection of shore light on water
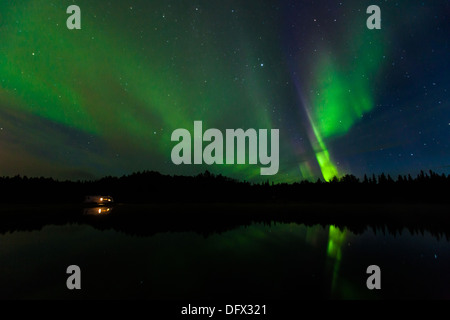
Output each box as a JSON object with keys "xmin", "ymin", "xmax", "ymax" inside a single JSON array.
[
  {"xmin": 97, "ymin": 208, "xmax": 111, "ymax": 214},
  {"xmin": 83, "ymin": 207, "xmax": 113, "ymax": 216}
]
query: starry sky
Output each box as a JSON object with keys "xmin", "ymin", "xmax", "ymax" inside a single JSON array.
[{"xmin": 0, "ymin": 0, "xmax": 448, "ymax": 182}]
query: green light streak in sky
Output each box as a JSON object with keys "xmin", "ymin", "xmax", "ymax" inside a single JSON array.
[
  {"xmin": 310, "ymin": 118, "xmax": 339, "ymax": 181},
  {"xmin": 313, "ymin": 29, "xmax": 385, "ymax": 139},
  {"xmin": 308, "ymin": 25, "xmax": 386, "ymax": 180},
  {"xmin": 0, "ymin": 0, "xmax": 277, "ymax": 179}
]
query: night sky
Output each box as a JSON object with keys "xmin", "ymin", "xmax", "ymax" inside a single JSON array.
[{"xmin": 0, "ymin": 0, "xmax": 448, "ymax": 182}]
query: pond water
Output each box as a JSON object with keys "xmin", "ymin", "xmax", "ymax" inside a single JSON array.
[{"xmin": 1, "ymin": 208, "xmax": 449, "ymax": 299}]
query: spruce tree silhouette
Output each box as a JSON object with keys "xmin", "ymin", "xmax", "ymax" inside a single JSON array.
[{"xmin": 0, "ymin": 170, "xmax": 448, "ymax": 204}]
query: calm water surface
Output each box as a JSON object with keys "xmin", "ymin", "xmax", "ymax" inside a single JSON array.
[{"xmin": 1, "ymin": 209, "xmax": 449, "ymax": 299}]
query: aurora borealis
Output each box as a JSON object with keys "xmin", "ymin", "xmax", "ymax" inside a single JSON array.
[{"xmin": 0, "ymin": 0, "xmax": 448, "ymax": 182}]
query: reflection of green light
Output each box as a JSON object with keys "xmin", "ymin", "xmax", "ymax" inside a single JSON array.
[
  {"xmin": 327, "ymin": 225, "xmax": 346, "ymax": 259},
  {"xmin": 327, "ymin": 225, "xmax": 347, "ymax": 293}
]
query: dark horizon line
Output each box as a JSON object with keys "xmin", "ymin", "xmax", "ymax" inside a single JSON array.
[{"xmin": 1, "ymin": 168, "xmax": 449, "ymax": 185}]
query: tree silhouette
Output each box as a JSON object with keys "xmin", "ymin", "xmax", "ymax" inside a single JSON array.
[{"xmin": 0, "ymin": 170, "xmax": 448, "ymax": 204}]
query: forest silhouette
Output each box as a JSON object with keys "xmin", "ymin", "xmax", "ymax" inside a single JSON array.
[
  {"xmin": 0, "ymin": 169, "xmax": 448, "ymax": 204},
  {"xmin": 0, "ymin": 170, "xmax": 449, "ymax": 241}
]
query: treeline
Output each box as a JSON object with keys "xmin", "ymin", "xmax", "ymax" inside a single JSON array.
[{"xmin": 0, "ymin": 170, "xmax": 448, "ymax": 204}]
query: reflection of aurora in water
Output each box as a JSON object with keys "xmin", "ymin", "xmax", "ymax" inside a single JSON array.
[
  {"xmin": 1, "ymin": 215, "xmax": 450, "ymax": 299},
  {"xmin": 217, "ymin": 222, "xmax": 353, "ymax": 297},
  {"xmin": 326, "ymin": 225, "xmax": 347, "ymax": 295}
]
